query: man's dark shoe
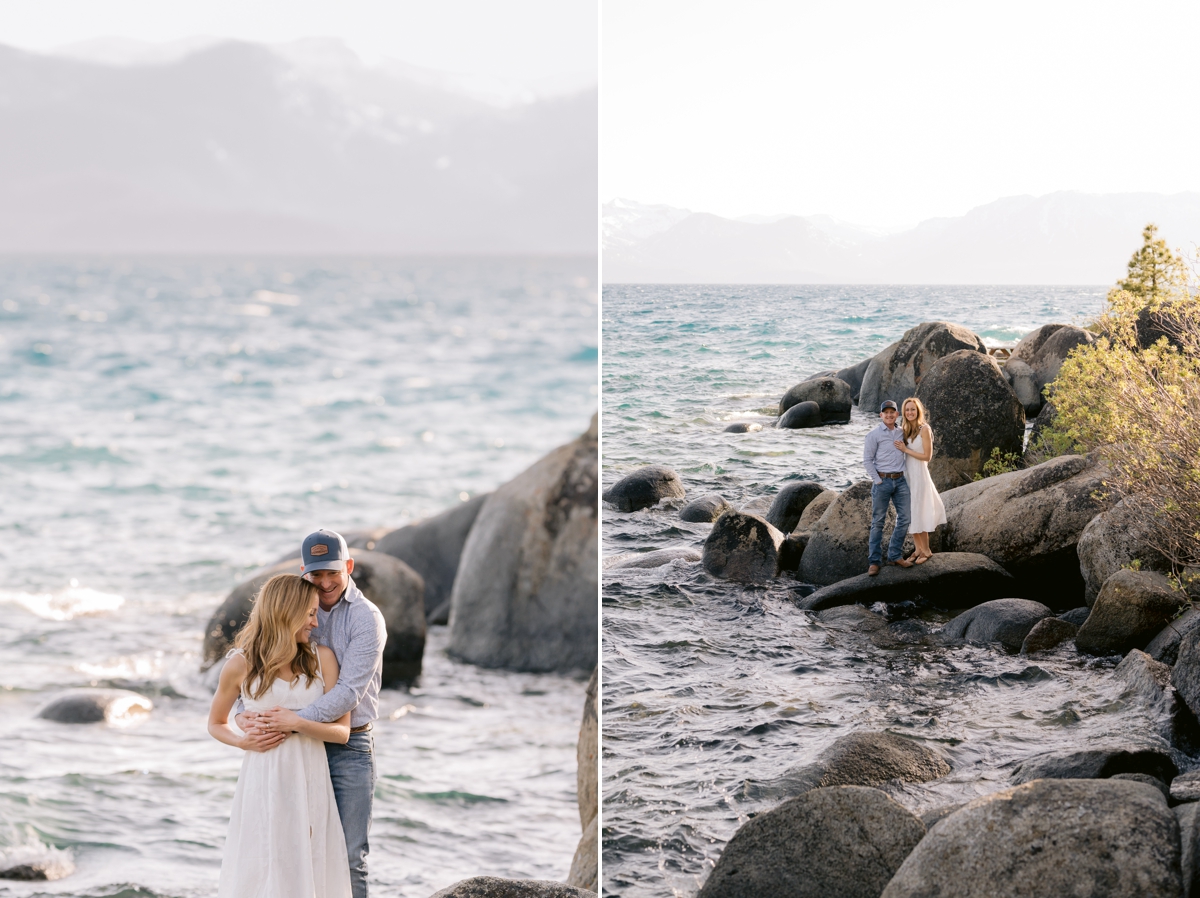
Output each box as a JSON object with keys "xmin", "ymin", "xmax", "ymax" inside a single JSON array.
[
  {"xmin": 867, "ymin": 564, "xmax": 881, "ymax": 576},
  {"xmin": 890, "ymin": 558, "xmax": 914, "ymax": 568}
]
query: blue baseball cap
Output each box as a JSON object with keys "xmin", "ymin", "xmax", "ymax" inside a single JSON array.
[
  {"xmin": 301, "ymin": 529, "xmax": 349, "ymax": 574},
  {"xmin": 880, "ymin": 400, "xmax": 899, "ymax": 412}
]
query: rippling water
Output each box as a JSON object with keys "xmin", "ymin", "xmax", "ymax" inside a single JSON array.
[
  {"xmin": 0, "ymin": 256, "xmax": 597, "ymax": 896},
  {"xmin": 600, "ymin": 284, "xmax": 1183, "ymax": 898}
]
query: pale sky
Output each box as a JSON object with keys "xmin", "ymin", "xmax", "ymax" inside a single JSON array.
[
  {"xmin": 604, "ymin": 0, "xmax": 1200, "ymax": 228},
  {"xmin": 1, "ymin": 0, "xmax": 596, "ymax": 89}
]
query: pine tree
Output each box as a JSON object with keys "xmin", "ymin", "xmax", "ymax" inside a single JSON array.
[{"xmin": 1117, "ymin": 223, "xmax": 1185, "ymax": 300}]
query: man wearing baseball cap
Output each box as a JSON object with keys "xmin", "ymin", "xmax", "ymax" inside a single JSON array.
[
  {"xmin": 863, "ymin": 401, "xmax": 913, "ymax": 576},
  {"xmin": 241, "ymin": 528, "xmax": 386, "ymax": 898}
]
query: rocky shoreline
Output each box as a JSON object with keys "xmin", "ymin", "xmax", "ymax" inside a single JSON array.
[{"xmin": 604, "ymin": 321, "xmax": 1200, "ymax": 897}]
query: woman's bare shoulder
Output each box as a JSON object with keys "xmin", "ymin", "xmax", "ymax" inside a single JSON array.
[{"xmin": 316, "ymin": 644, "xmax": 339, "ymax": 670}]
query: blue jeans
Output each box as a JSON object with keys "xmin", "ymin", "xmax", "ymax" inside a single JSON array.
[
  {"xmin": 869, "ymin": 477, "xmax": 911, "ymax": 565},
  {"xmin": 327, "ymin": 732, "xmax": 376, "ymax": 898}
]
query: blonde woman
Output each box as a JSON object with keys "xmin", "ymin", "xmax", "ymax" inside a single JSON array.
[
  {"xmin": 208, "ymin": 573, "xmax": 352, "ymax": 897},
  {"xmin": 892, "ymin": 397, "xmax": 946, "ymax": 563}
]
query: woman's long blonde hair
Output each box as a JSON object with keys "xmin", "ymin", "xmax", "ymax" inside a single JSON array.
[
  {"xmin": 233, "ymin": 573, "xmax": 320, "ymax": 700},
  {"xmin": 901, "ymin": 397, "xmax": 931, "ymax": 446}
]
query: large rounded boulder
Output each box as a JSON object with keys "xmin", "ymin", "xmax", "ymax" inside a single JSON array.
[
  {"xmin": 937, "ymin": 454, "xmax": 1115, "ymax": 607},
  {"xmin": 374, "ymin": 494, "xmax": 489, "ymax": 623},
  {"xmin": 880, "ymin": 778, "xmax": 1182, "ymax": 898},
  {"xmin": 938, "ymin": 598, "xmax": 1054, "ymax": 651},
  {"xmin": 778, "ymin": 377, "xmax": 853, "ymax": 423},
  {"xmin": 36, "ymin": 688, "xmax": 153, "ymax": 724},
  {"xmin": 1003, "ymin": 358, "xmax": 1043, "ymax": 417},
  {"xmin": 778, "ymin": 401, "xmax": 823, "ymax": 429},
  {"xmin": 202, "ymin": 549, "xmax": 427, "ymax": 685},
  {"xmin": 765, "ymin": 481, "xmax": 826, "ymax": 534},
  {"xmin": 697, "ymin": 786, "xmax": 925, "ymax": 898},
  {"xmin": 679, "ymin": 494, "xmax": 732, "ymax": 523},
  {"xmin": 800, "ymin": 481, "xmax": 894, "ymax": 585},
  {"xmin": 796, "ymin": 489, "xmax": 837, "ymax": 532},
  {"xmin": 768, "ymin": 731, "xmax": 951, "ymax": 798},
  {"xmin": 859, "ymin": 321, "xmax": 987, "ymax": 412},
  {"xmin": 448, "ymin": 416, "xmax": 597, "ymax": 673},
  {"xmin": 914, "ymin": 349, "xmax": 1025, "ymax": 490},
  {"xmin": 1009, "ymin": 323, "xmax": 1096, "ymax": 414},
  {"xmin": 702, "ymin": 511, "xmax": 786, "ymax": 583},
  {"xmin": 602, "ymin": 465, "xmax": 684, "ymax": 512},
  {"xmin": 1075, "ymin": 569, "xmax": 1187, "ymax": 656},
  {"xmin": 1077, "ymin": 497, "xmax": 1171, "ymax": 606}
]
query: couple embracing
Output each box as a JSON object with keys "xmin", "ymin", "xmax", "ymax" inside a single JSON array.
[
  {"xmin": 207, "ymin": 529, "xmax": 385, "ymax": 898},
  {"xmin": 863, "ymin": 398, "xmax": 947, "ymax": 576}
]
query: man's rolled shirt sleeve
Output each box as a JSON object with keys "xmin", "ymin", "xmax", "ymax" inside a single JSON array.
[
  {"xmin": 864, "ymin": 428, "xmax": 881, "ymax": 484},
  {"xmin": 296, "ymin": 607, "xmax": 386, "ymax": 724}
]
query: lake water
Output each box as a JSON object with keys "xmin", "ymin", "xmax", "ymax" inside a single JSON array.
[
  {"xmin": 599, "ymin": 284, "xmax": 1184, "ymax": 897},
  {"xmin": 0, "ymin": 256, "xmax": 597, "ymax": 897}
]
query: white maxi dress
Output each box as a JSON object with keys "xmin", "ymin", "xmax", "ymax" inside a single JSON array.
[
  {"xmin": 905, "ymin": 430, "xmax": 947, "ymax": 533},
  {"xmin": 218, "ymin": 654, "xmax": 352, "ymax": 898}
]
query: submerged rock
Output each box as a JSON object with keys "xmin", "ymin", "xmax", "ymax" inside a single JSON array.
[
  {"xmin": 914, "ymin": 349, "xmax": 1026, "ymax": 490},
  {"xmin": 1020, "ymin": 617, "xmax": 1078, "ymax": 654},
  {"xmin": 702, "ymin": 511, "xmax": 786, "ymax": 583},
  {"xmin": 1011, "ymin": 746, "xmax": 1177, "ymax": 785},
  {"xmin": 795, "ymin": 552, "xmax": 1013, "ymax": 612},
  {"xmin": 1075, "ymin": 569, "xmax": 1187, "ymax": 656},
  {"xmin": 880, "ymin": 778, "xmax": 1182, "ymax": 898},
  {"xmin": 778, "ymin": 377, "xmax": 853, "ymax": 422},
  {"xmin": 765, "ymin": 481, "xmax": 826, "ymax": 534},
  {"xmin": 603, "ymin": 548, "xmax": 702, "ymax": 570},
  {"xmin": 938, "ymin": 598, "xmax": 1054, "ymax": 652},
  {"xmin": 859, "ymin": 321, "xmax": 987, "ymax": 413},
  {"xmin": 35, "ymin": 688, "xmax": 152, "ymax": 724},
  {"xmin": 777, "ymin": 400, "xmax": 823, "ymax": 429},
  {"xmin": 429, "ymin": 878, "xmax": 597, "ymax": 898},
  {"xmin": 680, "ymin": 494, "xmax": 732, "ymax": 523},
  {"xmin": 698, "ymin": 786, "xmax": 925, "ymax": 898},
  {"xmin": 602, "ymin": 464, "xmax": 684, "ymax": 512},
  {"xmin": 723, "ymin": 422, "xmax": 763, "ymax": 433},
  {"xmin": 760, "ymin": 731, "xmax": 950, "ymax": 799}
]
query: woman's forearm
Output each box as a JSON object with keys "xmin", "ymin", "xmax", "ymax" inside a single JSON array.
[
  {"xmin": 209, "ymin": 721, "xmax": 247, "ymax": 750},
  {"xmin": 292, "ymin": 718, "xmax": 350, "ymax": 743}
]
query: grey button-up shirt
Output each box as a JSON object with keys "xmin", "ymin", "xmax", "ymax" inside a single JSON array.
[
  {"xmin": 296, "ymin": 577, "xmax": 387, "ymax": 729},
  {"xmin": 863, "ymin": 422, "xmax": 908, "ymax": 484}
]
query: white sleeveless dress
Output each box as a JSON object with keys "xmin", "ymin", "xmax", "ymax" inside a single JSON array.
[
  {"xmin": 218, "ymin": 654, "xmax": 352, "ymax": 898},
  {"xmin": 905, "ymin": 431, "xmax": 947, "ymax": 533}
]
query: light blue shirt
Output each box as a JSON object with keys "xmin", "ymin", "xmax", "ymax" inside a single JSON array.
[
  {"xmin": 296, "ymin": 577, "xmax": 387, "ymax": 729},
  {"xmin": 863, "ymin": 422, "xmax": 908, "ymax": 484}
]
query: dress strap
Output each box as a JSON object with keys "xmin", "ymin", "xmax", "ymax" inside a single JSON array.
[{"xmin": 315, "ymin": 645, "xmax": 325, "ymax": 683}]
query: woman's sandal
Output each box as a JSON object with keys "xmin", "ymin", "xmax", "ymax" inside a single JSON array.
[{"xmin": 914, "ymin": 553, "xmax": 933, "ymax": 564}]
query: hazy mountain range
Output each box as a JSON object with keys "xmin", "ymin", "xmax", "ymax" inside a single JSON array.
[
  {"xmin": 0, "ymin": 39, "xmax": 596, "ymax": 254},
  {"xmin": 604, "ymin": 194, "xmax": 1200, "ymax": 284}
]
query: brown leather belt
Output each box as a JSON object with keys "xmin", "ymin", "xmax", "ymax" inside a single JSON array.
[
  {"xmin": 350, "ymin": 723, "xmax": 372, "ymax": 734},
  {"xmin": 879, "ymin": 471, "xmax": 904, "ymax": 479}
]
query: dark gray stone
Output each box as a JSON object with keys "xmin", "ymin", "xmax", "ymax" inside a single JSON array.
[
  {"xmin": 1175, "ymin": 802, "xmax": 1200, "ymax": 898},
  {"xmin": 602, "ymin": 548, "xmax": 702, "ymax": 570},
  {"xmin": 1020, "ymin": 617, "xmax": 1078, "ymax": 654},
  {"xmin": 1114, "ymin": 649, "xmax": 1181, "ymax": 741},
  {"xmin": 449, "ymin": 417, "xmax": 597, "ymax": 673},
  {"xmin": 697, "ymin": 786, "xmax": 925, "ymax": 898},
  {"xmin": 919, "ymin": 804, "xmax": 964, "ymax": 831},
  {"xmin": 680, "ymin": 494, "xmax": 733, "ymax": 523},
  {"xmin": 723, "ymin": 422, "xmax": 763, "ymax": 433},
  {"xmin": 765, "ymin": 481, "xmax": 826, "ymax": 534},
  {"xmin": 778, "ymin": 400, "xmax": 823, "ymax": 429},
  {"xmin": 795, "ymin": 553, "xmax": 1014, "ymax": 612},
  {"xmin": 881, "ymin": 778, "xmax": 1182, "ymax": 898},
  {"xmin": 375, "ymin": 495, "xmax": 488, "ymax": 618},
  {"xmin": 859, "ymin": 321, "xmax": 987, "ymax": 413},
  {"xmin": 1076, "ymin": 569, "xmax": 1187, "ymax": 656},
  {"xmin": 602, "ymin": 464, "xmax": 684, "ymax": 512},
  {"xmin": 914, "ymin": 349, "xmax": 1025, "ymax": 490},
  {"xmin": 1172, "ymin": 628, "xmax": 1200, "ymax": 720},
  {"xmin": 429, "ymin": 878, "xmax": 596, "ymax": 898},
  {"xmin": 1059, "ymin": 606, "xmax": 1091, "ymax": 627},
  {"xmin": 799, "ymin": 481, "xmax": 895, "ymax": 585},
  {"xmin": 1148, "ymin": 608, "xmax": 1200, "ymax": 666},
  {"xmin": 834, "ymin": 358, "xmax": 872, "ymax": 403},
  {"xmin": 1078, "ymin": 496, "xmax": 1172, "ymax": 606},
  {"xmin": 811, "ymin": 605, "xmax": 888, "ymax": 634},
  {"xmin": 778, "ymin": 377, "xmax": 853, "ymax": 422},
  {"xmin": 1011, "ymin": 746, "xmax": 1177, "ymax": 785},
  {"xmin": 1009, "ymin": 323, "xmax": 1097, "ymax": 414},
  {"xmin": 777, "ymin": 533, "xmax": 808, "ymax": 573},
  {"xmin": 203, "ymin": 550, "xmax": 427, "ymax": 685},
  {"xmin": 1111, "ymin": 772, "xmax": 1171, "ymax": 800},
  {"xmin": 765, "ymin": 731, "xmax": 951, "ymax": 798},
  {"xmin": 795, "ymin": 489, "xmax": 837, "ymax": 533},
  {"xmin": 938, "ymin": 598, "xmax": 1054, "ymax": 652},
  {"xmin": 702, "ymin": 511, "xmax": 785, "ymax": 583},
  {"xmin": 35, "ymin": 688, "xmax": 152, "ymax": 724}
]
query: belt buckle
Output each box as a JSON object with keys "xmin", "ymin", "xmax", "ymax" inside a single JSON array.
[{"xmin": 350, "ymin": 723, "xmax": 372, "ymax": 734}]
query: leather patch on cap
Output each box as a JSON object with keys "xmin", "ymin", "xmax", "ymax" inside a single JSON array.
[{"xmin": 310, "ymin": 544, "xmax": 329, "ymax": 556}]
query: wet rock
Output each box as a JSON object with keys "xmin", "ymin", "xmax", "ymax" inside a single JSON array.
[
  {"xmin": 429, "ymin": 877, "xmax": 597, "ymax": 898},
  {"xmin": 449, "ymin": 417, "xmax": 597, "ymax": 673},
  {"xmin": 1076, "ymin": 569, "xmax": 1187, "ymax": 656},
  {"xmin": 765, "ymin": 481, "xmax": 827, "ymax": 534},
  {"xmin": 778, "ymin": 377, "xmax": 853, "ymax": 423},
  {"xmin": 799, "ymin": 481, "xmax": 894, "ymax": 585},
  {"xmin": 938, "ymin": 454, "xmax": 1115, "ymax": 607},
  {"xmin": 1114, "ymin": 650, "xmax": 1181, "ymax": 740},
  {"xmin": 835, "ymin": 358, "xmax": 872, "ymax": 403},
  {"xmin": 1148, "ymin": 608, "xmax": 1200, "ymax": 666},
  {"xmin": 1173, "ymin": 771, "xmax": 1200, "ymax": 804},
  {"xmin": 914, "ymin": 349, "xmax": 1025, "ymax": 490},
  {"xmin": 1058, "ymin": 606, "xmax": 1091, "ymax": 627},
  {"xmin": 702, "ymin": 511, "xmax": 785, "ymax": 583},
  {"xmin": 203, "ymin": 550, "xmax": 427, "ymax": 685},
  {"xmin": 1176, "ymin": 802, "xmax": 1200, "ymax": 897},
  {"xmin": 567, "ymin": 668, "xmax": 597, "ymax": 891},
  {"xmin": 765, "ymin": 731, "xmax": 951, "ymax": 798},
  {"xmin": 871, "ymin": 619, "xmax": 937, "ymax": 649},
  {"xmin": 1011, "ymin": 746, "xmax": 1177, "ymax": 785},
  {"xmin": 795, "ymin": 552, "xmax": 1013, "ymax": 612},
  {"xmin": 602, "ymin": 548, "xmax": 702, "ymax": 570},
  {"xmin": 1009, "ymin": 323, "xmax": 1096, "ymax": 413},
  {"xmin": 811, "ymin": 605, "xmax": 887, "ymax": 633},
  {"xmin": 375, "ymin": 494, "xmax": 489, "ymax": 619},
  {"xmin": 796, "ymin": 488, "xmax": 837, "ymax": 533},
  {"xmin": 778, "ymin": 400, "xmax": 823, "ymax": 429},
  {"xmin": 602, "ymin": 464, "xmax": 684, "ymax": 512},
  {"xmin": 35, "ymin": 688, "xmax": 152, "ymax": 724},
  {"xmin": 880, "ymin": 778, "xmax": 1181, "ymax": 898},
  {"xmin": 938, "ymin": 598, "xmax": 1054, "ymax": 652},
  {"xmin": 1020, "ymin": 617, "xmax": 1078, "ymax": 654},
  {"xmin": 723, "ymin": 422, "xmax": 763, "ymax": 433},
  {"xmin": 697, "ymin": 786, "xmax": 925, "ymax": 898},
  {"xmin": 680, "ymin": 494, "xmax": 732, "ymax": 523},
  {"xmin": 1112, "ymin": 771, "xmax": 1171, "ymax": 801},
  {"xmin": 777, "ymin": 533, "xmax": 808, "ymax": 573},
  {"xmin": 1171, "ymin": 629, "xmax": 1200, "ymax": 721},
  {"xmin": 1078, "ymin": 497, "xmax": 1172, "ymax": 606},
  {"xmin": 859, "ymin": 321, "xmax": 987, "ymax": 413},
  {"xmin": 1004, "ymin": 357, "xmax": 1043, "ymax": 416}
]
